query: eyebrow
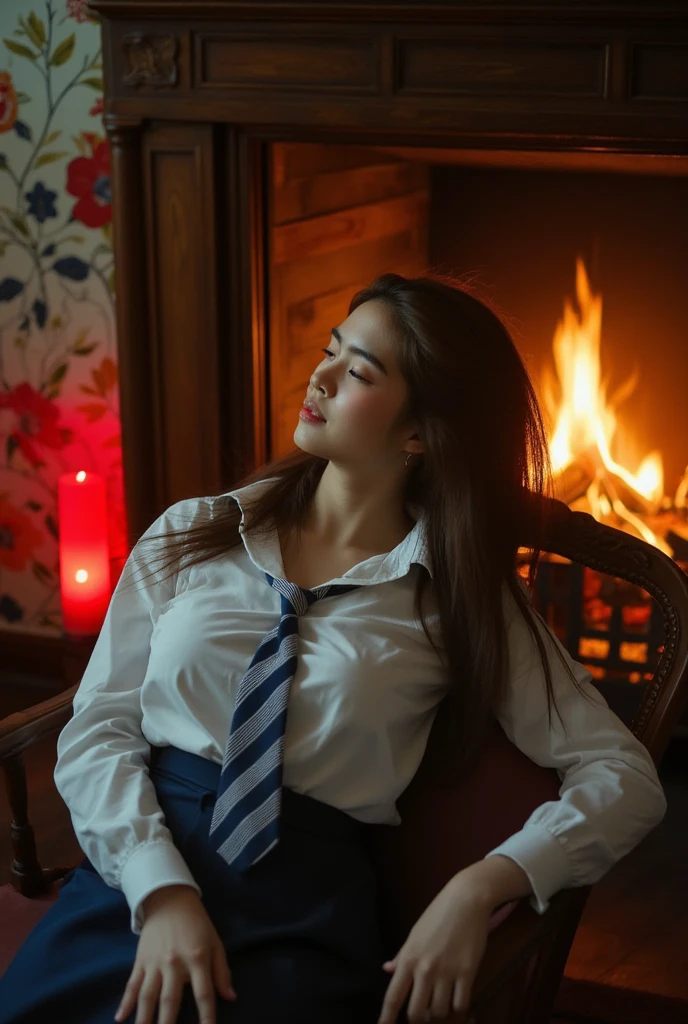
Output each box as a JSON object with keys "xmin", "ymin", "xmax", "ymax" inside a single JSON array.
[{"xmin": 331, "ymin": 326, "xmax": 388, "ymax": 376}]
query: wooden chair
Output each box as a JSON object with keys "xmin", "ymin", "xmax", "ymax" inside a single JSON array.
[{"xmin": 2, "ymin": 497, "xmax": 687, "ymax": 1023}]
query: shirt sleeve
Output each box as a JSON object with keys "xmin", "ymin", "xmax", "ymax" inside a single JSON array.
[
  {"xmin": 483, "ymin": 582, "xmax": 668, "ymax": 916},
  {"xmin": 53, "ymin": 497, "xmax": 210, "ymax": 935}
]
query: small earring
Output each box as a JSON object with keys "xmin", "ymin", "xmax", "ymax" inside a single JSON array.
[{"xmin": 405, "ymin": 452, "xmax": 413, "ymax": 467}]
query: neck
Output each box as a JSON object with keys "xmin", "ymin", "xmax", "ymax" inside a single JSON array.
[{"xmin": 304, "ymin": 461, "xmax": 416, "ymax": 550}]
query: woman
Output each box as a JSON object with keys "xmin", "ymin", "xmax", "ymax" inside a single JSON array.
[{"xmin": 0, "ymin": 273, "xmax": 667, "ymax": 1024}]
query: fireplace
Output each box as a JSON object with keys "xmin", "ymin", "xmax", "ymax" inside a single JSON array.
[
  {"xmin": 91, "ymin": 1, "xmax": 688, "ymax": 536},
  {"xmin": 90, "ymin": 1, "xmax": 688, "ymax": 700}
]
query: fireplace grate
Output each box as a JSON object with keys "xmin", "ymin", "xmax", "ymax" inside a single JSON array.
[{"xmin": 530, "ymin": 558, "xmax": 666, "ymax": 727}]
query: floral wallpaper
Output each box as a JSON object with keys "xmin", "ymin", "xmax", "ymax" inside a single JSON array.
[{"xmin": 0, "ymin": 0, "xmax": 126, "ymax": 640}]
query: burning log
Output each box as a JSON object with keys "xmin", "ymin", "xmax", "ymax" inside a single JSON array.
[
  {"xmin": 667, "ymin": 521, "xmax": 688, "ymax": 561},
  {"xmin": 600, "ymin": 466, "xmax": 663, "ymax": 517},
  {"xmin": 552, "ymin": 449, "xmax": 597, "ymax": 504}
]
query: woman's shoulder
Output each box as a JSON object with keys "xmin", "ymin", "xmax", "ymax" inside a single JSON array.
[{"xmin": 143, "ymin": 493, "xmax": 228, "ymax": 540}]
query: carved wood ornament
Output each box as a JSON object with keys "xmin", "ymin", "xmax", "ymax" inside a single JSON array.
[{"xmin": 122, "ymin": 33, "xmax": 178, "ymax": 88}]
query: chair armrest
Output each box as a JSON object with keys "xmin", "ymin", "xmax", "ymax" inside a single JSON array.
[
  {"xmin": 0, "ymin": 684, "xmax": 78, "ymax": 763},
  {"xmin": 467, "ymin": 886, "xmax": 590, "ymax": 1021}
]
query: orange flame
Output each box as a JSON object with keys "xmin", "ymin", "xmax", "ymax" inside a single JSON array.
[{"xmin": 543, "ymin": 258, "xmax": 670, "ymax": 553}]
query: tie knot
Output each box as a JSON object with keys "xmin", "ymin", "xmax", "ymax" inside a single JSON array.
[{"xmin": 264, "ymin": 572, "xmax": 360, "ymax": 614}]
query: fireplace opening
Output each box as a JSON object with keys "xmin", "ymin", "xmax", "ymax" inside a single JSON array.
[{"xmin": 267, "ymin": 142, "xmax": 688, "ymax": 724}]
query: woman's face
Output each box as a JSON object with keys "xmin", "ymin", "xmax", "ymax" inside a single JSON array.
[{"xmin": 294, "ymin": 299, "xmax": 420, "ymax": 469}]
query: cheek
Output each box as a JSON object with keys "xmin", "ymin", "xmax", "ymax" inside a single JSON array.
[{"xmin": 339, "ymin": 391, "xmax": 395, "ymax": 435}]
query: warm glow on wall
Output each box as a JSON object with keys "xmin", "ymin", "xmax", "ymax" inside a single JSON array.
[{"xmin": 57, "ymin": 471, "xmax": 111, "ymax": 636}]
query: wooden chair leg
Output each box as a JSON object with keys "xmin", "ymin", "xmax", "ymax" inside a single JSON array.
[{"xmin": 2, "ymin": 754, "xmax": 72, "ymax": 897}]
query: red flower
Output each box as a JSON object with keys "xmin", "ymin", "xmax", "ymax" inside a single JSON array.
[
  {"xmin": 0, "ymin": 499, "xmax": 45, "ymax": 572},
  {"xmin": 66, "ymin": 0, "xmax": 96, "ymax": 23},
  {"xmin": 66, "ymin": 139, "xmax": 112, "ymax": 228},
  {"xmin": 0, "ymin": 71, "xmax": 18, "ymax": 135},
  {"xmin": 89, "ymin": 96, "xmax": 104, "ymax": 118},
  {"xmin": 0, "ymin": 382, "xmax": 69, "ymax": 468}
]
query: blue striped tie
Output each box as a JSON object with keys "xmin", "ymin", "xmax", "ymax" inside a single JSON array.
[{"xmin": 209, "ymin": 571, "xmax": 361, "ymax": 871}]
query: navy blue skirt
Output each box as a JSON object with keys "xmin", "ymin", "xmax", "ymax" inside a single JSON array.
[{"xmin": 0, "ymin": 745, "xmax": 391, "ymax": 1023}]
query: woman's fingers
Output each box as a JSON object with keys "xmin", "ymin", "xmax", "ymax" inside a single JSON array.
[
  {"xmin": 154, "ymin": 969, "xmax": 185, "ymax": 1024},
  {"xmin": 133, "ymin": 971, "xmax": 163, "ymax": 1024},
  {"xmin": 429, "ymin": 974, "xmax": 454, "ymax": 1018},
  {"xmin": 212, "ymin": 941, "xmax": 237, "ymax": 1000},
  {"xmin": 405, "ymin": 961, "xmax": 435, "ymax": 1021},
  {"xmin": 114, "ymin": 964, "xmax": 144, "ymax": 1022},
  {"xmin": 188, "ymin": 960, "xmax": 223, "ymax": 1024}
]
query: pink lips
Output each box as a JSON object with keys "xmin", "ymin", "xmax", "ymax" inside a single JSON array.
[{"xmin": 299, "ymin": 405, "xmax": 326, "ymax": 424}]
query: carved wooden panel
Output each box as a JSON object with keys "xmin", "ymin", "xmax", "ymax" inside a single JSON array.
[
  {"xmin": 395, "ymin": 40, "xmax": 609, "ymax": 98},
  {"xmin": 122, "ymin": 33, "xmax": 178, "ymax": 88},
  {"xmin": 630, "ymin": 44, "xmax": 688, "ymax": 102},
  {"xmin": 269, "ymin": 144, "xmax": 429, "ymax": 459},
  {"xmin": 196, "ymin": 32, "xmax": 380, "ymax": 93},
  {"xmin": 142, "ymin": 123, "xmax": 222, "ymax": 506}
]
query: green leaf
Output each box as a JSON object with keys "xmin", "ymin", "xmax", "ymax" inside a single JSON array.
[
  {"xmin": 73, "ymin": 342, "xmax": 98, "ymax": 355},
  {"xmin": 16, "ymin": 92, "xmax": 31, "ymax": 105},
  {"xmin": 107, "ymin": 267, "xmax": 115, "ymax": 293},
  {"xmin": 26, "ymin": 12, "xmax": 46, "ymax": 48},
  {"xmin": 9, "ymin": 214, "xmax": 30, "ymax": 237},
  {"xmin": 34, "ymin": 151, "xmax": 69, "ymax": 168},
  {"xmin": 3, "ymin": 38, "xmax": 38, "ymax": 60},
  {"xmin": 25, "ymin": 499, "xmax": 44, "ymax": 511},
  {"xmin": 80, "ymin": 76, "xmax": 103, "ymax": 91},
  {"xmin": 49, "ymin": 33, "xmax": 75, "ymax": 67},
  {"xmin": 40, "ymin": 129, "xmax": 62, "ymax": 148},
  {"xmin": 46, "ymin": 362, "xmax": 68, "ymax": 388},
  {"xmin": 45, "ymin": 513, "xmax": 59, "ymax": 540}
]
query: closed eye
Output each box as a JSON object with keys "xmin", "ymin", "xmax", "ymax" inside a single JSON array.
[{"xmin": 321, "ymin": 347, "xmax": 372, "ymax": 384}]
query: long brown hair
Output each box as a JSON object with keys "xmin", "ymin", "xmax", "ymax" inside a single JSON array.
[{"xmin": 132, "ymin": 272, "xmax": 592, "ymax": 787}]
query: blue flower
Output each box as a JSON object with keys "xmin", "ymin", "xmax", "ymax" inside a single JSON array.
[{"xmin": 25, "ymin": 181, "xmax": 58, "ymax": 223}]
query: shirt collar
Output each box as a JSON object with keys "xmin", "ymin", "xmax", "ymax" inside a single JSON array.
[{"xmin": 220, "ymin": 476, "xmax": 432, "ymax": 586}]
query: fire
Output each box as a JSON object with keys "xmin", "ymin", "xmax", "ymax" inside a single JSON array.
[{"xmin": 542, "ymin": 257, "xmax": 672, "ymax": 555}]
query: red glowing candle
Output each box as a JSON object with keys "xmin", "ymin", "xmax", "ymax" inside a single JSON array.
[{"xmin": 58, "ymin": 470, "xmax": 111, "ymax": 636}]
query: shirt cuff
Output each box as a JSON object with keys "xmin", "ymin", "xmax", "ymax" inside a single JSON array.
[
  {"xmin": 119, "ymin": 839, "xmax": 203, "ymax": 935},
  {"xmin": 483, "ymin": 823, "xmax": 573, "ymax": 915}
]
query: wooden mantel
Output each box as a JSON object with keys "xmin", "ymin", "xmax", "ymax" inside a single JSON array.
[{"xmin": 89, "ymin": 0, "xmax": 688, "ymax": 545}]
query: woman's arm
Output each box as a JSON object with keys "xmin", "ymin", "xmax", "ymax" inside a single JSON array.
[
  {"xmin": 53, "ymin": 498, "xmax": 209, "ymax": 935},
  {"xmin": 482, "ymin": 584, "xmax": 668, "ymax": 915}
]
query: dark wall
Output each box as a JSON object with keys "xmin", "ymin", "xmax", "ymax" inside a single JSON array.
[{"xmin": 428, "ymin": 166, "xmax": 688, "ymax": 493}]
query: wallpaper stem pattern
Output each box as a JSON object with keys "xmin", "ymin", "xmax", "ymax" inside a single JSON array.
[{"xmin": 0, "ymin": 0, "xmax": 125, "ymax": 640}]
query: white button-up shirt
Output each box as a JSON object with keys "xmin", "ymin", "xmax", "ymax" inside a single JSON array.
[{"xmin": 54, "ymin": 476, "xmax": 668, "ymax": 935}]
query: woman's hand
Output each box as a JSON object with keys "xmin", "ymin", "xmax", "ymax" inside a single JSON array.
[
  {"xmin": 376, "ymin": 875, "xmax": 493, "ymax": 1023},
  {"xmin": 114, "ymin": 885, "xmax": 237, "ymax": 1024}
]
